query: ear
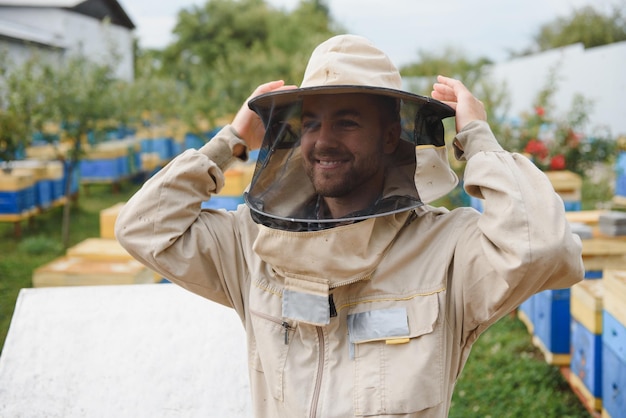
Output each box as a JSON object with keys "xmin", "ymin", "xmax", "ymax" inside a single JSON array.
[{"xmin": 382, "ymin": 120, "xmax": 401, "ymax": 154}]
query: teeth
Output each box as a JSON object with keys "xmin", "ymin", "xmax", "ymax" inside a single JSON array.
[{"xmin": 319, "ymin": 160, "xmax": 341, "ymax": 166}]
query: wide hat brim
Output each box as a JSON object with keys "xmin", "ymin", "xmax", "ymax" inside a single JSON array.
[{"xmin": 248, "ymin": 85, "xmax": 455, "ymax": 120}]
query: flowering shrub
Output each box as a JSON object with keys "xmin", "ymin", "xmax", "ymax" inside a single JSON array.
[{"xmin": 499, "ymin": 94, "xmax": 616, "ymax": 176}]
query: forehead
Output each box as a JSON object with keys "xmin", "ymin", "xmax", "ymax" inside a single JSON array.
[{"xmin": 301, "ymin": 93, "xmax": 382, "ymax": 116}]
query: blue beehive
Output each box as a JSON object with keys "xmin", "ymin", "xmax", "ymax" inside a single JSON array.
[
  {"xmin": 201, "ymin": 196, "xmax": 245, "ymax": 211},
  {"xmin": 518, "ymin": 293, "xmax": 535, "ymax": 334},
  {"xmin": 0, "ymin": 172, "xmax": 36, "ymax": 215},
  {"xmin": 532, "ymin": 288, "xmax": 572, "ymax": 365},
  {"xmin": 615, "ymin": 151, "xmax": 626, "ymax": 198},
  {"xmin": 602, "ymin": 311, "xmax": 626, "ymax": 418},
  {"xmin": 569, "ymin": 279, "xmax": 604, "ymax": 410}
]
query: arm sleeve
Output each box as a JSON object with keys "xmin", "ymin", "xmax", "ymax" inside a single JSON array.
[
  {"xmin": 450, "ymin": 120, "xmax": 584, "ymax": 338},
  {"xmin": 114, "ymin": 125, "xmax": 251, "ymax": 314}
]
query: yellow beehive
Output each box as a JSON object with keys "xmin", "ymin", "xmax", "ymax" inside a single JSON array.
[
  {"xmin": 44, "ymin": 160, "xmax": 64, "ymax": 181},
  {"xmin": 32, "ymin": 256, "xmax": 154, "ymax": 287},
  {"xmin": 84, "ymin": 142, "xmax": 128, "ymax": 160},
  {"xmin": 8, "ymin": 160, "xmax": 49, "ymax": 182},
  {"xmin": 545, "ymin": 170, "xmax": 582, "ymax": 202},
  {"xmin": 25, "ymin": 142, "xmax": 71, "ymax": 160},
  {"xmin": 0, "ymin": 172, "xmax": 35, "ymax": 191},
  {"xmin": 140, "ymin": 152, "xmax": 161, "ymax": 172},
  {"xmin": 220, "ymin": 162, "xmax": 255, "ymax": 196},
  {"xmin": 66, "ymin": 238, "xmax": 134, "ymax": 262},
  {"xmin": 603, "ymin": 269, "xmax": 626, "ymax": 326},
  {"xmin": 100, "ymin": 202, "xmax": 125, "ymax": 239},
  {"xmin": 570, "ymin": 279, "xmax": 604, "ymax": 333},
  {"xmin": 582, "ymin": 239, "xmax": 626, "ymax": 272}
]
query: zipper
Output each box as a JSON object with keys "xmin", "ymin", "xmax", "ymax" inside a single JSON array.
[
  {"xmin": 309, "ymin": 326, "xmax": 324, "ymax": 418},
  {"xmin": 250, "ymin": 309, "xmax": 294, "ymax": 345}
]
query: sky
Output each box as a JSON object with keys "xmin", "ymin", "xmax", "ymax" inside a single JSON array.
[{"xmin": 118, "ymin": 0, "xmax": 615, "ymax": 67}]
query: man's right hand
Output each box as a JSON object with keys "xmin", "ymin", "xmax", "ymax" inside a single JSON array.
[{"xmin": 231, "ymin": 80, "xmax": 297, "ymax": 152}]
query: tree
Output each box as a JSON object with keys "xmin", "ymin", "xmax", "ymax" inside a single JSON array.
[
  {"xmin": 151, "ymin": 0, "xmax": 338, "ymax": 128},
  {"xmin": 46, "ymin": 55, "xmax": 121, "ymax": 247},
  {"xmin": 0, "ymin": 54, "xmax": 55, "ymax": 163},
  {"xmin": 513, "ymin": 3, "xmax": 626, "ymax": 57}
]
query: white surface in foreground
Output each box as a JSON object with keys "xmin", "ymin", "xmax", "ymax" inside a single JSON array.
[{"xmin": 0, "ymin": 283, "xmax": 251, "ymax": 417}]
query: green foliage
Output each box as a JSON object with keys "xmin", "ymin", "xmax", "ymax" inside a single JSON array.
[
  {"xmin": 151, "ymin": 0, "xmax": 339, "ymax": 127},
  {"xmin": 0, "ymin": 53, "xmax": 56, "ymax": 161},
  {"xmin": 513, "ymin": 3, "xmax": 626, "ymax": 57},
  {"xmin": 400, "ymin": 47, "xmax": 492, "ymax": 88},
  {"xmin": 496, "ymin": 68, "xmax": 617, "ymax": 176}
]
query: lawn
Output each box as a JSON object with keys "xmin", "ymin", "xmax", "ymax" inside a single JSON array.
[{"xmin": 0, "ymin": 179, "xmax": 591, "ymax": 416}]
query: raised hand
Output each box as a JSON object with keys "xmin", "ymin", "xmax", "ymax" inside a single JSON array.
[
  {"xmin": 431, "ymin": 75, "xmax": 487, "ymax": 133},
  {"xmin": 231, "ymin": 80, "xmax": 297, "ymax": 151}
]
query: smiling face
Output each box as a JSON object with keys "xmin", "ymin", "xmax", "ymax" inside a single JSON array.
[{"xmin": 300, "ymin": 93, "xmax": 400, "ymax": 218}]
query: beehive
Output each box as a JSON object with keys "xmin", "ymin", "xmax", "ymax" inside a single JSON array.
[
  {"xmin": 545, "ymin": 170, "xmax": 582, "ymax": 211},
  {"xmin": 99, "ymin": 202, "xmax": 125, "ymax": 239},
  {"xmin": 532, "ymin": 288, "xmax": 571, "ymax": 365},
  {"xmin": 570, "ymin": 279, "xmax": 604, "ymax": 410},
  {"xmin": 582, "ymin": 239, "xmax": 626, "ymax": 277},
  {"xmin": 66, "ymin": 238, "xmax": 134, "ymax": 262},
  {"xmin": 0, "ymin": 172, "xmax": 36, "ymax": 215},
  {"xmin": 601, "ymin": 270, "xmax": 626, "ymax": 418},
  {"xmin": 219, "ymin": 162, "xmax": 255, "ymax": 197},
  {"xmin": 32, "ymin": 256, "xmax": 154, "ymax": 287}
]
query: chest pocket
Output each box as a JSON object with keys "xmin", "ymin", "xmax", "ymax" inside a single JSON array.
[
  {"xmin": 249, "ymin": 309, "xmax": 296, "ymax": 402},
  {"xmin": 348, "ymin": 293, "xmax": 443, "ymax": 416}
]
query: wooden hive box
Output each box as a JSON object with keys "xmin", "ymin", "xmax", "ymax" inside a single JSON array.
[
  {"xmin": 100, "ymin": 202, "xmax": 125, "ymax": 239},
  {"xmin": 531, "ymin": 288, "xmax": 571, "ymax": 365},
  {"xmin": 0, "ymin": 172, "xmax": 36, "ymax": 215},
  {"xmin": 545, "ymin": 170, "xmax": 582, "ymax": 211},
  {"xmin": 582, "ymin": 239, "xmax": 626, "ymax": 277},
  {"xmin": 569, "ymin": 279, "xmax": 604, "ymax": 410},
  {"xmin": 571, "ymin": 279, "xmax": 604, "ymax": 333},
  {"xmin": 32, "ymin": 256, "xmax": 154, "ymax": 287},
  {"xmin": 603, "ymin": 269, "xmax": 626, "ymax": 326},
  {"xmin": 66, "ymin": 238, "xmax": 134, "ymax": 262},
  {"xmin": 601, "ymin": 269, "xmax": 626, "ymax": 418},
  {"xmin": 220, "ymin": 162, "xmax": 255, "ymax": 197}
]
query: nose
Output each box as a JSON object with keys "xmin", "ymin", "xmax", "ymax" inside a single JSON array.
[{"xmin": 313, "ymin": 121, "xmax": 340, "ymax": 149}]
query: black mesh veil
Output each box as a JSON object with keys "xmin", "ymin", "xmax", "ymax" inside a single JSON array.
[{"xmin": 244, "ymin": 87, "xmax": 455, "ymax": 232}]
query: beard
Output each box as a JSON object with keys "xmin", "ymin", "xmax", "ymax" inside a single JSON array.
[{"xmin": 303, "ymin": 149, "xmax": 385, "ymax": 198}]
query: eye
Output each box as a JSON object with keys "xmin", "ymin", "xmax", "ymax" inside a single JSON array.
[
  {"xmin": 301, "ymin": 119, "xmax": 320, "ymax": 133},
  {"xmin": 336, "ymin": 119, "xmax": 359, "ymax": 129}
]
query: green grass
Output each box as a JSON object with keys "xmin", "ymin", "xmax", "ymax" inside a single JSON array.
[
  {"xmin": 450, "ymin": 314, "xmax": 589, "ymax": 417},
  {"xmin": 0, "ymin": 179, "xmax": 592, "ymax": 416}
]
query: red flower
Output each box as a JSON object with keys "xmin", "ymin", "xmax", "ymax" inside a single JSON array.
[
  {"xmin": 550, "ymin": 154, "xmax": 566, "ymax": 170},
  {"xmin": 524, "ymin": 139, "xmax": 549, "ymax": 160},
  {"xmin": 535, "ymin": 106, "xmax": 545, "ymax": 117}
]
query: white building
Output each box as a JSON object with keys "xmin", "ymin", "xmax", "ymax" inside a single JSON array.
[
  {"xmin": 486, "ymin": 41, "xmax": 626, "ymax": 138},
  {"xmin": 0, "ymin": 0, "xmax": 135, "ymax": 81}
]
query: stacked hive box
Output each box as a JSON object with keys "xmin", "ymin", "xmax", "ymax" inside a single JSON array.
[
  {"xmin": 470, "ymin": 169, "xmax": 582, "ymax": 213},
  {"xmin": 80, "ymin": 139, "xmax": 140, "ymax": 184},
  {"xmin": 602, "ymin": 270, "xmax": 626, "ymax": 418},
  {"xmin": 569, "ymin": 279, "xmax": 604, "ymax": 411},
  {"xmin": 524, "ymin": 232, "xmax": 626, "ymax": 366},
  {"xmin": 100, "ymin": 202, "xmax": 125, "ymax": 239},
  {"xmin": 532, "ymin": 288, "xmax": 572, "ymax": 365},
  {"xmin": 6, "ymin": 161, "xmax": 52, "ymax": 209},
  {"xmin": 201, "ymin": 152, "xmax": 256, "ymax": 212},
  {"xmin": 613, "ymin": 151, "xmax": 626, "ymax": 207},
  {"xmin": 32, "ymin": 202, "xmax": 157, "ymax": 287},
  {"xmin": 545, "ymin": 170, "xmax": 583, "ymax": 212},
  {"xmin": 0, "ymin": 171, "xmax": 36, "ymax": 218}
]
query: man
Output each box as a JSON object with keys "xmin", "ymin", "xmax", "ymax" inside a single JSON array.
[{"xmin": 116, "ymin": 34, "xmax": 583, "ymax": 417}]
